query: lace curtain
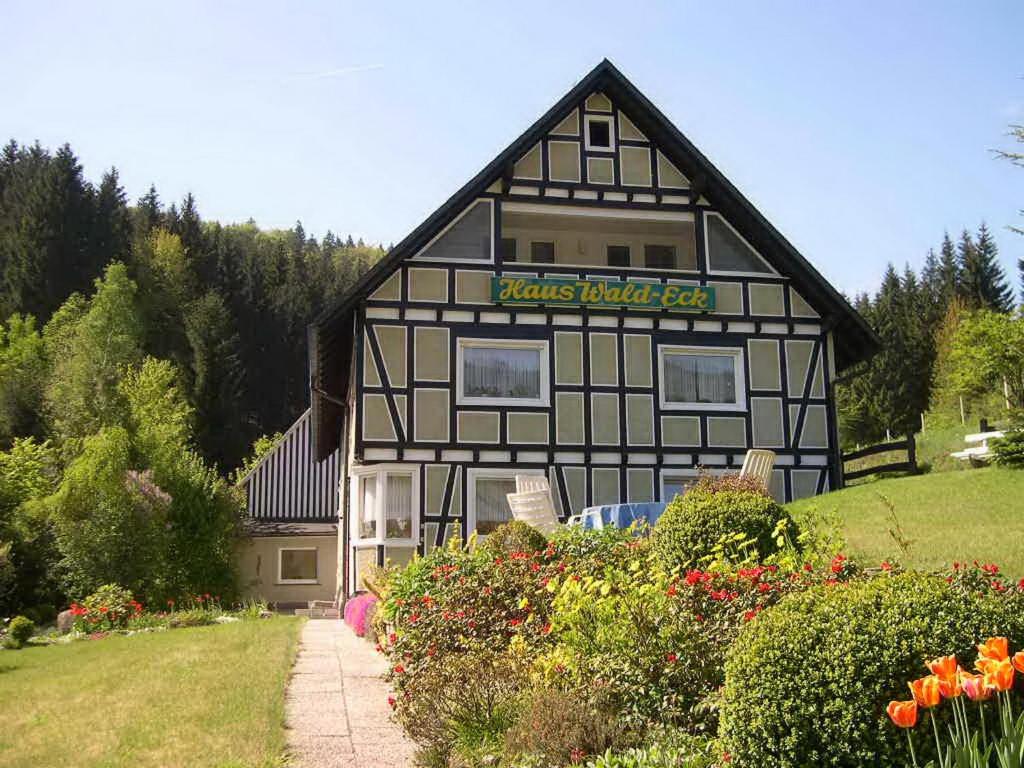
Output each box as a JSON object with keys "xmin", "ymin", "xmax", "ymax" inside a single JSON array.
[
  {"xmin": 359, "ymin": 476, "xmax": 377, "ymax": 539},
  {"xmin": 385, "ymin": 474, "xmax": 413, "ymax": 539},
  {"xmin": 463, "ymin": 347, "xmax": 541, "ymax": 399},
  {"xmin": 664, "ymin": 353, "xmax": 736, "ymax": 404}
]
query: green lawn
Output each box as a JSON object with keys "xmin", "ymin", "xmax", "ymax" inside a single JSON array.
[
  {"xmin": 0, "ymin": 617, "xmax": 302, "ymax": 768},
  {"xmin": 787, "ymin": 467, "xmax": 1024, "ymax": 576}
]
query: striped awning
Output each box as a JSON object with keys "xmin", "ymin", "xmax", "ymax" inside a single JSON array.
[{"xmin": 238, "ymin": 409, "xmax": 340, "ymax": 521}]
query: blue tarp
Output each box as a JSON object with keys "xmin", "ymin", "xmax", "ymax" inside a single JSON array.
[{"xmin": 579, "ymin": 502, "xmax": 669, "ymax": 531}]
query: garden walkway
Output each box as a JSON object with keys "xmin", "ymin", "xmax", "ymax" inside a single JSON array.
[{"xmin": 285, "ymin": 618, "xmax": 415, "ymax": 768}]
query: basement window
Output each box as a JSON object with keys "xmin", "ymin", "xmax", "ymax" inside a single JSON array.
[{"xmin": 279, "ymin": 548, "xmax": 318, "ymax": 584}]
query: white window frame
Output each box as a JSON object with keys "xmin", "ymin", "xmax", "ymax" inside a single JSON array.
[
  {"xmin": 278, "ymin": 547, "xmax": 319, "ymax": 585},
  {"xmin": 349, "ymin": 463, "xmax": 420, "ymax": 547},
  {"xmin": 658, "ymin": 345, "xmax": 747, "ymax": 412},
  {"xmin": 412, "ymin": 198, "xmax": 495, "ymax": 264},
  {"xmin": 584, "ymin": 114, "xmax": 616, "ymax": 153},
  {"xmin": 456, "ymin": 337, "xmax": 550, "ymax": 407},
  {"xmin": 466, "ymin": 467, "xmax": 546, "ymax": 538},
  {"xmin": 703, "ymin": 212, "xmax": 779, "ymax": 277}
]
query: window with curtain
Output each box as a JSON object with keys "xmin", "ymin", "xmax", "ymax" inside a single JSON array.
[
  {"xmin": 352, "ymin": 466, "xmax": 419, "ymax": 544},
  {"xmin": 662, "ymin": 349, "xmax": 739, "ymax": 406},
  {"xmin": 385, "ymin": 474, "xmax": 413, "ymax": 539},
  {"xmin": 474, "ymin": 476, "xmax": 517, "ymax": 535},
  {"xmin": 460, "ymin": 341, "xmax": 546, "ymax": 402},
  {"xmin": 706, "ymin": 214, "xmax": 773, "ymax": 274},
  {"xmin": 359, "ymin": 475, "xmax": 377, "ymax": 540}
]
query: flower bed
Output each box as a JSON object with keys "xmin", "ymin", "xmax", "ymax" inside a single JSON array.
[{"xmin": 371, "ymin": 478, "xmax": 1024, "ymax": 768}]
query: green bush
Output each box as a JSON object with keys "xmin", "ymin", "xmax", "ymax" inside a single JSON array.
[
  {"xmin": 479, "ymin": 520, "xmax": 547, "ymax": 557},
  {"xmin": 4, "ymin": 615, "xmax": 35, "ymax": 648},
  {"xmin": 651, "ymin": 476, "xmax": 793, "ymax": 569},
  {"xmin": 992, "ymin": 418, "xmax": 1024, "ymax": 468},
  {"xmin": 719, "ymin": 573, "xmax": 1024, "ymax": 767}
]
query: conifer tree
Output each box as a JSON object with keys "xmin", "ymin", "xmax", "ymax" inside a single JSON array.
[
  {"xmin": 960, "ymin": 223, "xmax": 1013, "ymax": 311},
  {"xmin": 937, "ymin": 232, "xmax": 960, "ymax": 304}
]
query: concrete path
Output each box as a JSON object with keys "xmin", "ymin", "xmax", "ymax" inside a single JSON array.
[{"xmin": 285, "ymin": 618, "xmax": 415, "ymax": 768}]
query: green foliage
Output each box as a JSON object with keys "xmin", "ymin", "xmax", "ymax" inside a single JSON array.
[
  {"xmin": 0, "ymin": 313, "xmax": 46, "ymax": 441},
  {"xmin": 719, "ymin": 573, "xmax": 1024, "ymax": 767},
  {"xmin": 479, "ymin": 520, "xmax": 548, "ymax": 558},
  {"xmin": 0, "ymin": 438, "xmax": 61, "ymax": 616},
  {"xmin": 651, "ymin": 478, "xmax": 793, "ymax": 570},
  {"xmin": 992, "ymin": 416, "xmax": 1024, "ymax": 468},
  {"xmin": 4, "ymin": 615, "xmax": 35, "ymax": 649},
  {"xmin": 948, "ymin": 310, "xmax": 1024, "ymax": 411},
  {"xmin": 585, "ymin": 730, "xmax": 717, "ymax": 768},
  {"xmin": 233, "ymin": 431, "xmax": 284, "ymax": 485},
  {"xmin": 45, "ymin": 428, "xmax": 171, "ymax": 601},
  {"xmin": 44, "ymin": 263, "xmax": 144, "ymax": 440}
]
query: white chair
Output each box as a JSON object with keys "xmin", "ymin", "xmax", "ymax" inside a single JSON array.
[
  {"xmin": 515, "ymin": 475, "xmax": 551, "ymax": 494},
  {"xmin": 739, "ymin": 449, "xmax": 776, "ymax": 488},
  {"xmin": 505, "ymin": 489, "xmax": 562, "ymax": 535}
]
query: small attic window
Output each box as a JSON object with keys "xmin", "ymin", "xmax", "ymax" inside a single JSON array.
[{"xmin": 584, "ymin": 115, "xmax": 614, "ymax": 153}]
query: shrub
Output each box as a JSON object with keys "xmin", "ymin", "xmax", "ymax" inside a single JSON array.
[
  {"xmin": 70, "ymin": 583, "xmax": 143, "ymax": 632},
  {"xmin": 479, "ymin": 521, "xmax": 547, "ymax": 557},
  {"xmin": 992, "ymin": 416, "xmax": 1024, "ymax": 468},
  {"xmin": 719, "ymin": 573, "xmax": 1024, "ymax": 767},
  {"xmin": 503, "ymin": 686, "xmax": 625, "ymax": 765},
  {"xmin": 389, "ymin": 644, "xmax": 528, "ymax": 765},
  {"xmin": 4, "ymin": 615, "xmax": 35, "ymax": 648},
  {"xmin": 651, "ymin": 475, "xmax": 793, "ymax": 569}
]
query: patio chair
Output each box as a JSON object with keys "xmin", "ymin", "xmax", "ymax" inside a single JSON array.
[
  {"xmin": 739, "ymin": 449, "xmax": 776, "ymax": 488},
  {"xmin": 506, "ymin": 489, "xmax": 563, "ymax": 535}
]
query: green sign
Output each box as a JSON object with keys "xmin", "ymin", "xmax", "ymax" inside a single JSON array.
[{"xmin": 490, "ymin": 276, "xmax": 716, "ymax": 312}]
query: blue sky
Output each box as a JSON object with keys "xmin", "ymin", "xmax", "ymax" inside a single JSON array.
[{"xmin": 2, "ymin": 1, "xmax": 1021, "ymax": 296}]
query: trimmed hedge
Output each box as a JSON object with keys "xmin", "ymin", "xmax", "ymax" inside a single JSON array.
[
  {"xmin": 719, "ymin": 573, "xmax": 1024, "ymax": 767},
  {"xmin": 651, "ymin": 483, "xmax": 791, "ymax": 569},
  {"xmin": 480, "ymin": 520, "xmax": 548, "ymax": 556}
]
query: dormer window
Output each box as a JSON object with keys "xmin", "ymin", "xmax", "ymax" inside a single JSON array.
[{"xmin": 584, "ymin": 115, "xmax": 615, "ymax": 152}]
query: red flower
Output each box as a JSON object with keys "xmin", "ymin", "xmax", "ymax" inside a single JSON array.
[
  {"xmin": 387, "ymin": 696, "xmax": 396, "ymax": 708},
  {"xmin": 880, "ymin": 561, "xmax": 892, "ymax": 572},
  {"xmin": 541, "ymin": 623, "xmax": 552, "ymax": 635},
  {"xmin": 509, "ymin": 618, "xmax": 522, "ymax": 627},
  {"xmin": 394, "ymin": 664, "xmax": 405, "ymax": 674},
  {"xmin": 666, "ymin": 652, "xmax": 678, "ymax": 663},
  {"xmin": 830, "ymin": 554, "xmax": 847, "ymax": 574},
  {"xmin": 803, "ymin": 563, "xmax": 813, "ymax": 572},
  {"xmin": 666, "ymin": 584, "xmax": 678, "ymax": 597},
  {"xmin": 388, "ymin": 633, "xmax": 397, "ymax": 644}
]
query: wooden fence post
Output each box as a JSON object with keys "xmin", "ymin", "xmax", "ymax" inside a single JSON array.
[{"xmin": 906, "ymin": 433, "xmax": 917, "ymax": 474}]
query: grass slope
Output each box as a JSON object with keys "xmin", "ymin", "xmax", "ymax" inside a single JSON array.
[
  {"xmin": 0, "ymin": 617, "xmax": 302, "ymax": 768},
  {"xmin": 788, "ymin": 467, "xmax": 1024, "ymax": 576}
]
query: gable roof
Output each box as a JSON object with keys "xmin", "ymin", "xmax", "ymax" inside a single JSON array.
[{"xmin": 308, "ymin": 59, "xmax": 878, "ymax": 460}]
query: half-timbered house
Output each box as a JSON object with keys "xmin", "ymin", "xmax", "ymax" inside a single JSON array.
[{"xmin": 289, "ymin": 60, "xmax": 878, "ymax": 600}]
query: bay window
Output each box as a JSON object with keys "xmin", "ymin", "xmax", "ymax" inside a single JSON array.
[
  {"xmin": 457, "ymin": 338, "xmax": 549, "ymax": 406},
  {"xmin": 351, "ymin": 464, "xmax": 419, "ymax": 546},
  {"xmin": 659, "ymin": 346, "xmax": 746, "ymax": 411}
]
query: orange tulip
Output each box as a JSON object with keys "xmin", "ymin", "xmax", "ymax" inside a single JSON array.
[
  {"xmin": 977, "ymin": 637, "xmax": 1009, "ymax": 663},
  {"xmin": 909, "ymin": 675, "xmax": 942, "ymax": 708},
  {"xmin": 961, "ymin": 672, "xmax": 995, "ymax": 702},
  {"xmin": 887, "ymin": 699, "xmax": 919, "ymax": 728},
  {"xmin": 981, "ymin": 657, "xmax": 1015, "ymax": 692},
  {"xmin": 1012, "ymin": 651, "xmax": 1024, "ymax": 675},
  {"xmin": 927, "ymin": 655, "xmax": 962, "ymax": 698}
]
